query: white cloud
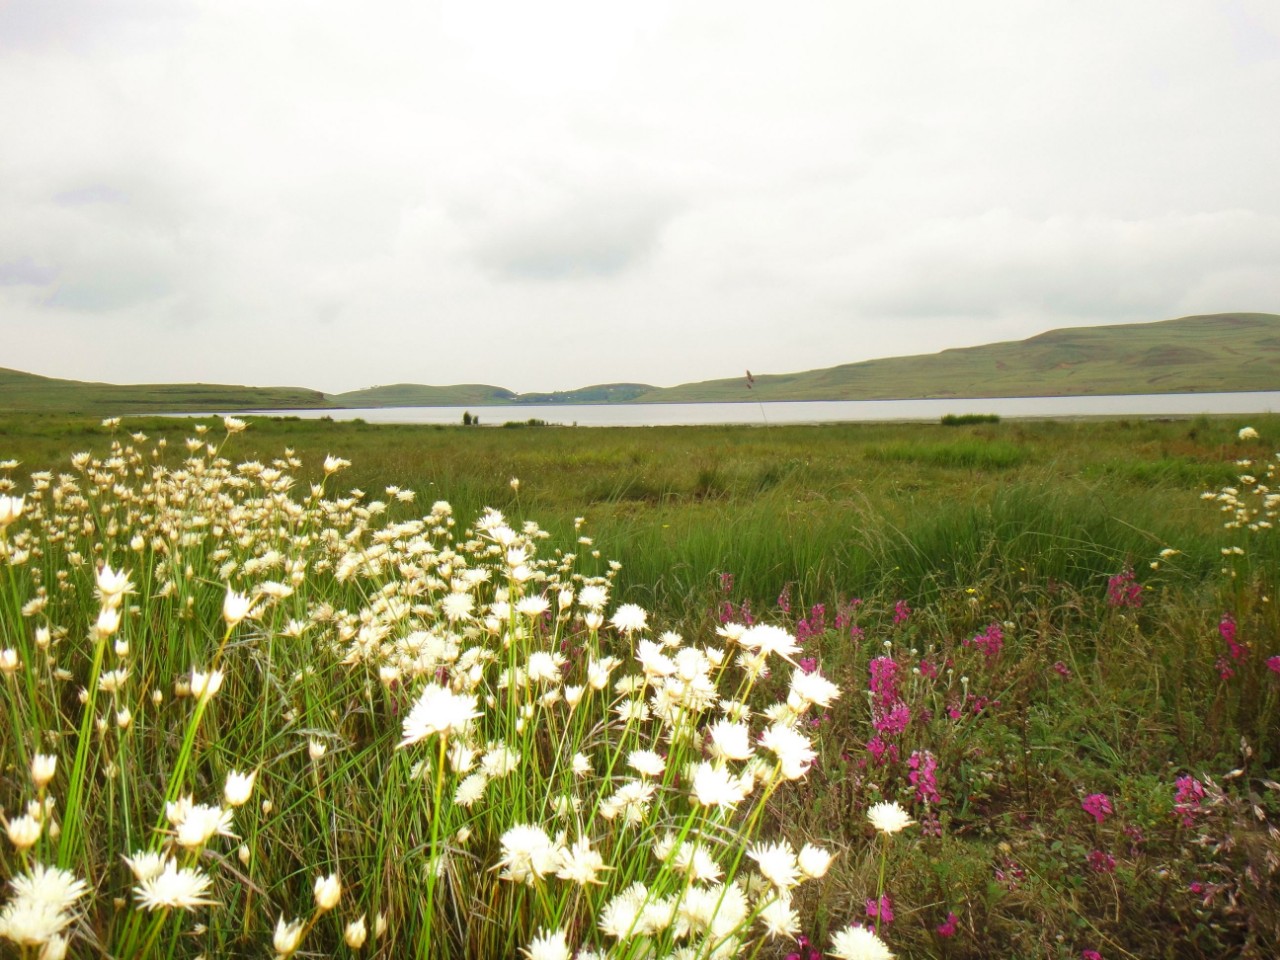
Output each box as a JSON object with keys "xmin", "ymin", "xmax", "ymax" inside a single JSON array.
[{"xmin": 0, "ymin": 0, "xmax": 1276, "ymax": 393}]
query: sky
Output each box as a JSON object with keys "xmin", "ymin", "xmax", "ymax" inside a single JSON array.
[{"xmin": 1, "ymin": 0, "xmax": 1278, "ymax": 395}]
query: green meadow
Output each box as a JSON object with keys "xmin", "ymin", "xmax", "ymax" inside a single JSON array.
[{"xmin": 1, "ymin": 412, "xmax": 1278, "ymax": 958}]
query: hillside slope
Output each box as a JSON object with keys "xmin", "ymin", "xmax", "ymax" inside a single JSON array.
[
  {"xmin": 329, "ymin": 383, "xmax": 517, "ymax": 407},
  {"xmin": 636, "ymin": 313, "xmax": 1280, "ymax": 402},
  {"xmin": 0, "ymin": 367, "xmax": 331, "ymax": 414}
]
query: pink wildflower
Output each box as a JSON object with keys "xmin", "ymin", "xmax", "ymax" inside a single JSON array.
[
  {"xmin": 1174, "ymin": 776, "xmax": 1206, "ymax": 827},
  {"xmin": 1268, "ymin": 655, "xmax": 1280, "ymax": 674},
  {"xmin": 1087, "ymin": 850, "xmax": 1116, "ymax": 873},
  {"xmin": 865, "ymin": 895, "xmax": 894, "ymax": 925},
  {"xmin": 935, "ymin": 912, "xmax": 959, "ymax": 937},
  {"xmin": 908, "ymin": 750, "xmax": 941, "ymax": 805},
  {"xmin": 1219, "ymin": 613, "xmax": 1245, "ymax": 660},
  {"xmin": 868, "ymin": 656, "xmax": 901, "ymax": 710},
  {"xmin": 873, "ymin": 702, "xmax": 911, "ymax": 736},
  {"xmin": 964, "ymin": 622, "xmax": 1004, "ymax": 660},
  {"xmin": 893, "ymin": 599, "xmax": 911, "ymax": 624},
  {"xmin": 865, "ymin": 736, "xmax": 897, "ymax": 765},
  {"xmin": 1082, "ymin": 951, "xmax": 1103, "ymax": 960},
  {"xmin": 1106, "ymin": 569, "xmax": 1142, "ymax": 608},
  {"xmin": 1081, "ymin": 793, "xmax": 1112, "ymax": 824},
  {"xmin": 1052, "ymin": 660, "xmax": 1072, "ymax": 678}
]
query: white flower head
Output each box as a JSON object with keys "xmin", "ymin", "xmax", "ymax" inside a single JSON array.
[
  {"xmin": 0, "ymin": 495, "xmax": 25, "ymax": 529},
  {"xmin": 223, "ymin": 769, "xmax": 257, "ymax": 807},
  {"xmin": 397, "ymin": 685, "xmax": 481, "ymax": 747},
  {"xmin": 867, "ymin": 801, "xmax": 915, "ymax": 835},
  {"xmin": 690, "ymin": 761, "xmax": 752, "ymax": 810},
  {"xmin": 829, "ymin": 923, "xmax": 895, "ymax": 960},
  {"xmin": 748, "ymin": 840, "xmax": 800, "ymax": 890},
  {"xmin": 9, "ymin": 863, "xmax": 90, "ymax": 912},
  {"xmin": 759, "ymin": 723, "xmax": 816, "ymax": 780},
  {"xmin": 521, "ymin": 927, "xmax": 571, "ymax": 960},
  {"xmin": 273, "ymin": 916, "xmax": 305, "ymax": 956},
  {"xmin": 134, "ymin": 862, "xmax": 217, "ymax": 911},
  {"xmin": 627, "ymin": 750, "xmax": 666, "ymax": 778},
  {"xmin": 344, "ymin": 914, "xmax": 368, "ymax": 949},
  {"xmin": 5, "ymin": 814, "xmax": 43, "ymax": 850},
  {"xmin": 798, "ymin": 842, "xmax": 834, "ymax": 878},
  {"xmin": 222, "ymin": 588, "xmax": 258, "ymax": 627},
  {"xmin": 313, "ymin": 872, "xmax": 341, "ymax": 912},
  {"xmin": 497, "ymin": 824, "xmax": 561, "ymax": 885},
  {"xmin": 95, "ymin": 564, "xmax": 134, "ymax": 605},
  {"xmin": 172, "ymin": 803, "xmax": 236, "ymax": 848},
  {"xmin": 124, "ymin": 851, "xmax": 170, "ymax": 882},
  {"xmin": 30, "ymin": 754, "xmax": 57, "ymax": 788},
  {"xmin": 610, "ymin": 603, "xmax": 648, "ymax": 634},
  {"xmin": 190, "ymin": 668, "xmax": 224, "ymax": 703},
  {"xmin": 738, "ymin": 624, "xmax": 800, "ymax": 663}
]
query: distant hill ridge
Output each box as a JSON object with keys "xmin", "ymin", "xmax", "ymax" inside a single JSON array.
[
  {"xmin": 0, "ymin": 366, "xmax": 330, "ymax": 414},
  {"xmin": 1, "ymin": 313, "xmax": 1276, "ymax": 412},
  {"xmin": 634, "ymin": 312, "xmax": 1280, "ymax": 403}
]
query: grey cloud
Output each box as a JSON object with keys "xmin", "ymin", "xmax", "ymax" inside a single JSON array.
[
  {"xmin": 474, "ymin": 195, "xmax": 679, "ymax": 281},
  {"xmin": 44, "ymin": 257, "xmax": 173, "ymax": 312},
  {"xmin": 54, "ymin": 185, "xmax": 130, "ymax": 206},
  {"xmin": 0, "ymin": 0, "xmax": 193, "ymax": 53},
  {"xmin": 839, "ymin": 210, "xmax": 1280, "ymax": 323},
  {"xmin": 0, "ymin": 257, "xmax": 57, "ymax": 286}
]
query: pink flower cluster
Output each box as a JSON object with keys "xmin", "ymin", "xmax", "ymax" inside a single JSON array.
[
  {"xmin": 1216, "ymin": 612, "xmax": 1247, "ymax": 679},
  {"xmin": 795, "ymin": 603, "xmax": 827, "ymax": 644},
  {"xmin": 865, "ymin": 735, "xmax": 898, "ymax": 766},
  {"xmin": 1087, "ymin": 849, "xmax": 1116, "ymax": 873},
  {"xmin": 965, "ymin": 622, "xmax": 1004, "ymax": 661},
  {"xmin": 1174, "ymin": 775, "xmax": 1206, "ymax": 827},
  {"xmin": 869, "ymin": 656, "xmax": 901, "ymax": 710},
  {"xmin": 868, "ymin": 655, "xmax": 912, "ymax": 742},
  {"xmin": 909, "ymin": 750, "xmax": 941, "ymax": 805},
  {"xmin": 893, "ymin": 599, "xmax": 912, "ymax": 624},
  {"xmin": 1081, "ymin": 793, "xmax": 1113, "ymax": 824},
  {"xmin": 1106, "ymin": 569, "xmax": 1143, "ymax": 608},
  {"xmin": 935, "ymin": 912, "xmax": 959, "ymax": 937},
  {"xmin": 865, "ymin": 895, "xmax": 894, "ymax": 925},
  {"xmin": 783, "ymin": 934, "xmax": 822, "ymax": 960}
]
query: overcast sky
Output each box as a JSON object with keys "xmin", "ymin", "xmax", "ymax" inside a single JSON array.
[{"xmin": 1, "ymin": 1, "xmax": 1278, "ymax": 394}]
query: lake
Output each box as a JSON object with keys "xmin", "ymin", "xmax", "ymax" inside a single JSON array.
[{"xmin": 240, "ymin": 391, "xmax": 1280, "ymax": 427}]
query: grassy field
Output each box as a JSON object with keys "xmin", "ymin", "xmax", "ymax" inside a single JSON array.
[{"xmin": 1, "ymin": 413, "xmax": 1278, "ymax": 958}]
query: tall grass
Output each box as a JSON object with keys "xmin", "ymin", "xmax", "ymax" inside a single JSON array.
[{"xmin": 2, "ymin": 415, "xmax": 1279, "ymax": 957}]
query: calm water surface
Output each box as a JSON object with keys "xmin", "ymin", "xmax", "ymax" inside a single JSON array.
[{"xmin": 241, "ymin": 392, "xmax": 1280, "ymax": 427}]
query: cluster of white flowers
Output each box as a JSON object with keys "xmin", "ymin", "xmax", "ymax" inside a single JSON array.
[
  {"xmin": 1202, "ymin": 438, "xmax": 1280, "ymax": 572},
  {"xmin": 0, "ymin": 419, "xmax": 888, "ymax": 959}
]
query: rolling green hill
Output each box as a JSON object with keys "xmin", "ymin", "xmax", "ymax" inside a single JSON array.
[
  {"xmin": 329, "ymin": 383, "xmax": 517, "ymax": 407},
  {"xmin": 509, "ymin": 383, "xmax": 654, "ymax": 404},
  {"xmin": 635, "ymin": 313, "xmax": 1280, "ymax": 402},
  {"xmin": 2, "ymin": 312, "xmax": 1276, "ymax": 413},
  {"xmin": 0, "ymin": 367, "xmax": 331, "ymax": 414}
]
